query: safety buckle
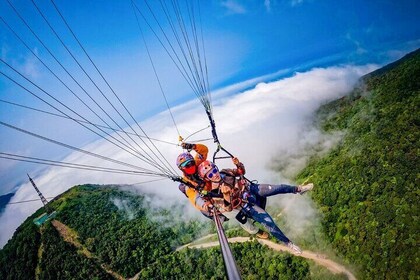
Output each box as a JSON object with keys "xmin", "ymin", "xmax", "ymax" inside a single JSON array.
[{"xmin": 200, "ymin": 190, "xmax": 208, "ymax": 197}]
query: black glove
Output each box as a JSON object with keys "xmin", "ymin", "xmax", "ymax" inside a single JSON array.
[
  {"xmin": 181, "ymin": 142, "xmax": 195, "ymax": 150},
  {"xmin": 178, "ymin": 184, "xmax": 187, "ymax": 196}
]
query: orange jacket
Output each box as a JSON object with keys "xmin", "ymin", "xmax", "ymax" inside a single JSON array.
[
  {"xmin": 180, "ymin": 144, "xmax": 209, "ymax": 188},
  {"xmin": 180, "ymin": 144, "xmax": 211, "ymax": 211}
]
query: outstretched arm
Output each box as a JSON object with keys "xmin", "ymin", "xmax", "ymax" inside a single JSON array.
[
  {"xmin": 231, "ymin": 157, "xmax": 245, "ymax": 176},
  {"xmin": 182, "ymin": 142, "xmax": 208, "ymax": 166},
  {"xmin": 219, "ymin": 158, "xmax": 246, "ymax": 177},
  {"xmin": 193, "ymin": 144, "xmax": 208, "ymax": 165}
]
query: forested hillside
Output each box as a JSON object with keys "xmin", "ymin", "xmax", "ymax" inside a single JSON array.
[
  {"xmin": 1, "ymin": 50, "xmax": 418, "ymax": 280},
  {"xmin": 296, "ymin": 49, "xmax": 419, "ymax": 279},
  {"xmin": 1, "ymin": 185, "xmax": 209, "ymax": 279},
  {"xmin": 1, "ymin": 185, "xmax": 335, "ymax": 279}
]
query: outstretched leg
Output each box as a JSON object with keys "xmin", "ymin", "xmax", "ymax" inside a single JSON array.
[
  {"xmin": 223, "ymin": 208, "xmax": 259, "ymax": 234},
  {"xmin": 243, "ymin": 204, "xmax": 302, "ymax": 253},
  {"xmin": 242, "ymin": 204, "xmax": 290, "ymax": 243},
  {"xmin": 250, "ymin": 183, "xmax": 297, "ymax": 197}
]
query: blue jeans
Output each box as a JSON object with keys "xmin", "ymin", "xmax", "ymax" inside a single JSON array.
[
  {"xmin": 248, "ymin": 183, "xmax": 297, "ymax": 210},
  {"xmin": 250, "ymin": 183, "xmax": 297, "ymax": 197},
  {"xmin": 242, "ymin": 183, "xmax": 297, "ymax": 243},
  {"xmin": 242, "ymin": 203, "xmax": 290, "ymax": 243}
]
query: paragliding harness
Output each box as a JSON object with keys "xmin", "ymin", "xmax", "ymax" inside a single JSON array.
[
  {"xmin": 213, "ymin": 143, "xmax": 267, "ymax": 211},
  {"xmin": 174, "ymin": 110, "xmax": 266, "ymax": 221},
  {"xmin": 214, "ymin": 150, "xmax": 268, "ymax": 223},
  {"xmin": 172, "ymin": 174, "xmax": 224, "ymax": 202},
  {"xmin": 204, "ymin": 109, "xmax": 270, "ymax": 223}
]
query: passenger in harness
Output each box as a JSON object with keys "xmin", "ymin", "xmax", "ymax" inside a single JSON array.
[
  {"xmin": 197, "ymin": 158, "xmax": 314, "ymax": 254},
  {"xmin": 177, "ymin": 143, "xmax": 267, "ymax": 237}
]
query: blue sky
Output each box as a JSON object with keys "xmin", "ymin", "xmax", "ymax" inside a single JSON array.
[{"xmin": 0, "ymin": 0, "xmax": 419, "ymax": 195}]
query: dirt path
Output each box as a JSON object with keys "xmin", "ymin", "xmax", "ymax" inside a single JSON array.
[
  {"xmin": 52, "ymin": 220, "xmax": 355, "ymax": 280},
  {"xmin": 175, "ymin": 233, "xmax": 216, "ymax": 251},
  {"xmin": 35, "ymin": 242, "xmax": 43, "ymax": 280},
  {"xmin": 52, "ymin": 220, "xmax": 125, "ymax": 280},
  {"xmin": 183, "ymin": 236, "xmax": 356, "ymax": 280}
]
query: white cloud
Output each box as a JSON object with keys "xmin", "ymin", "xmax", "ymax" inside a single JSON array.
[
  {"xmin": 221, "ymin": 0, "xmax": 247, "ymax": 14},
  {"xmin": 264, "ymin": 0, "xmax": 272, "ymax": 12},
  {"xmin": 1, "ymin": 45, "xmax": 10, "ymax": 60},
  {"xmin": 211, "ymin": 67, "xmax": 291, "ymax": 100},
  {"xmin": 384, "ymin": 41, "xmax": 420, "ymax": 61},
  {"xmin": 219, "ymin": 0, "xmax": 275, "ymax": 15},
  {"xmin": 0, "ymin": 64, "xmax": 378, "ymax": 248},
  {"xmin": 111, "ymin": 197, "xmax": 135, "ymax": 220},
  {"xmin": 22, "ymin": 51, "xmax": 40, "ymax": 79},
  {"xmin": 4, "ymin": 48, "xmax": 41, "ymax": 80},
  {"xmin": 346, "ymin": 33, "xmax": 368, "ymax": 55},
  {"xmin": 291, "ymin": 0, "xmax": 304, "ymax": 7},
  {"xmin": 0, "ymin": 157, "xmax": 18, "ymax": 174}
]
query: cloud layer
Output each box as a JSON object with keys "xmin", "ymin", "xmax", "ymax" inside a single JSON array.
[{"xmin": 0, "ymin": 64, "xmax": 377, "ymax": 247}]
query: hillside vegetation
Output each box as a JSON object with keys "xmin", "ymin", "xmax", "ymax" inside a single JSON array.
[
  {"xmin": 1, "ymin": 49, "xmax": 418, "ymax": 279},
  {"xmin": 0, "ymin": 185, "xmax": 323, "ymax": 279},
  {"xmin": 296, "ymin": 49, "xmax": 419, "ymax": 279}
]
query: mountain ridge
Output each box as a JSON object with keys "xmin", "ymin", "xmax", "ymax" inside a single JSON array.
[
  {"xmin": 1, "ymin": 49, "xmax": 419, "ymax": 279},
  {"xmin": 296, "ymin": 48, "xmax": 419, "ymax": 279},
  {"xmin": 1, "ymin": 185, "xmax": 324, "ymax": 279}
]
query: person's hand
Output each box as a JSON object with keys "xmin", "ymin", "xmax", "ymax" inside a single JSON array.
[
  {"xmin": 203, "ymin": 201, "xmax": 214, "ymax": 213},
  {"xmin": 232, "ymin": 157, "xmax": 240, "ymax": 165},
  {"xmin": 181, "ymin": 142, "xmax": 195, "ymax": 150}
]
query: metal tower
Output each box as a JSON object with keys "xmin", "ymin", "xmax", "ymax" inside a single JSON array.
[{"xmin": 27, "ymin": 174, "xmax": 50, "ymax": 213}]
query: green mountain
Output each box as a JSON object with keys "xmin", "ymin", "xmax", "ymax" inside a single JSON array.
[
  {"xmin": 296, "ymin": 48, "xmax": 419, "ymax": 279},
  {"xmin": 0, "ymin": 185, "xmax": 321, "ymax": 280},
  {"xmin": 1, "ymin": 49, "xmax": 418, "ymax": 280}
]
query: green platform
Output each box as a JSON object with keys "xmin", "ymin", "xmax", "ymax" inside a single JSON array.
[{"xmin": 33, "ymin": 211, "xmax": 57, "ymax": 226}]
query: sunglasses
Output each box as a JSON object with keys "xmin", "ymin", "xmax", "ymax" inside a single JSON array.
[
  {"xmin": 181, "ymin": 160, "xmax": 194, "ymax": 168},
  {"xmin": 206, "ymin": 167, "xmax": 219, "ymax": 179}
]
